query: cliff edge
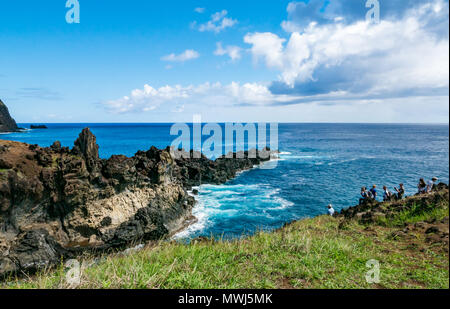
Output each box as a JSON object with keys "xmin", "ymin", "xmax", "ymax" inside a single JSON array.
[
  {"xmin": 2, "ymin": 182, "xmax": 447, "ymax": 288},
  {"xmin": 0, "ymin": 100, "xmax": 19, "ymax": 133}
]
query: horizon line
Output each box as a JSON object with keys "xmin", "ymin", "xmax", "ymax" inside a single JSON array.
[{"xmin": 15, "ymin": 122, "xmax": 450, "ymax": 125}]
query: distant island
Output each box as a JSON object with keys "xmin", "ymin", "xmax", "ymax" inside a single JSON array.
[
  {"xmin": 30, "ymin": 125, "xmax": 48, "ymax": 129},
  {"xmin": 0, "ymin": 99, "xmax": 20, "ymax": 133}
]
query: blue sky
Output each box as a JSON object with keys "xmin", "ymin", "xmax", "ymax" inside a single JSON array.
[{"xmin": 1, "ymin": 0, "xmax": 448, "ymax": 123}]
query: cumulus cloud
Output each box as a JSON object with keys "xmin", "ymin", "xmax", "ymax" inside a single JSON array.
[
  {"xmin": 102, "ymin": 82, "xmax": 449, "ymax": 123},
  {"xmin": 194, "ymin": 7, "xmax": 205, "ymax": 14},
  {"xmin": 101, "ymin": 0, "xmax": 448, "ymax": 123},
  {"xmin": 281, "ymin": 0, "xmax": 448, "ymax": 33},
  {"xmin": 244, "ymin": 0, "xmax": 449, "ymax": 101},
  {"xmin": 214, "ymin": 42, "xmax": 242, "ymax": 61},
  {"xmin": 244, "ymin": 32, "xmax": 286, "ymax": 68},
  {"xmin": 196, "ymin": 10, "xmax": 238, "ymax": 33},
  {"xmin": 102, "ymin": 82, "xmax": 305, "ymax": 114},
  {"xmin": 161, "ymin": 49, "xmax": 200, "ymax": 62}
]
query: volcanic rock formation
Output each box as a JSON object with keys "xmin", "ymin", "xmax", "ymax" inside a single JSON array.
[
  {"xmin": 0, "ymin": 128, "xmax": 274, "ymax": 276},
  {"xmin": 0, "ymin": 100, "xmax": 19, "ymax": 133}
]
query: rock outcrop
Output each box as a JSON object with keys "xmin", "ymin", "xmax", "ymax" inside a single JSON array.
[
  {"xmin": 30, "ymin": 125, "xmax": 48, "ymax": 129},
  {"xmin": 0, "ymin": 128, "xmax": 274, "ymax": 277},
  {"xmin": 0, "ymin": 100, "xmax": 19, "ymax": 133}
]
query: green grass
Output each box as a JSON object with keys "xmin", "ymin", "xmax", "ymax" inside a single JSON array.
[
  {"xmin": 2, "ymin": 200, "xmax": 448, "ymax": 289},
  {"xmin": 376, "ymin": 200, "xmax": 449, "ymax": 227}
]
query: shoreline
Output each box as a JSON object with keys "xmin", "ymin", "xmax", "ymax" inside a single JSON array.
[
  {"xmin": 1, "ymin": 126, "xmax": 448, "ymax": 279},
  {"xmin": 0, "ymin": 128, "xmax": 277, "ymax": 277}
]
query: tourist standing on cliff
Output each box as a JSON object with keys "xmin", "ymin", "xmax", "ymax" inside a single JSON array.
[
  {"xmin": 359, "ymin": 187, "xmax": 369, "ymax": 205},
  {"xmin": 327, "ymin": 204, "xmax": 335, "ymax": 216},
  {"xmin": 394, "ymin": 183, "xmax": 405, "ymax": 200},
  {"xmin": 383, "ymin": 186, "xmax": 392, "ymax": 202},
  {"xmin": 369, "ymin": 185, "xmax": 378, "ymax": 201},
  {"xmin": 427, "ymin": 177, "xmax": 438, "ymax": 193},
  {"xmin": 418, "ymin": 178, "xmax": 427, "ymax": 194}
]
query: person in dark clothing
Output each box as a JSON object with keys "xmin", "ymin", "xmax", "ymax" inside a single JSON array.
[
  {"xmin": 369, "ymin": 185, "xmax": 377, "ymax": 201},
  {"xmin": 394, "ymin": 183, "xmax": 405, "ymax": 200},
  {"xmin": 383, "ymin": 186, "xmax": 392, "ymax": 202},
  {"xmin": 417, "ymin": 178, "xmax": 427, "ymax": 194}
]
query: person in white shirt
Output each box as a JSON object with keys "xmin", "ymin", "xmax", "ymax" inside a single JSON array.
[
  {"xmin": 383, "ymin": 186, "xmax": 392, "ymax": 202},
  {"xmin": 327, "ymin": 204, "xmax": 335, "ymax": 216},
  {"xmin": 427, "ymin": 177, "xmax": 438, "ymax": 193}
]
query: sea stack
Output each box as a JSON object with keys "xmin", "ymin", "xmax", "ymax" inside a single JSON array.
[{"xmin": 0, "ymin": 100, "xmax": 19, "ymax": 133}]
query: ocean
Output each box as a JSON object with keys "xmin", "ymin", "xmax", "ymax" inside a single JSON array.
[{"xmin": 2, "ymin": 123, "xmax": 449, "ymax": 240}]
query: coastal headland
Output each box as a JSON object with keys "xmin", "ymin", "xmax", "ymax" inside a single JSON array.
[
  {"xmin": 0, "ymin": 128, "xmax": 274, "ymax": 277},
  {"xmin": 0, "ymin": 100, "xmax": 20, "ymax": 133}
]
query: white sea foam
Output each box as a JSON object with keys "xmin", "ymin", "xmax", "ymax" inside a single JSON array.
[
  {"xmin": 278, "ymin": 154, "xmax": 319, "ymax": 161},
  {"xmin": 328, "ymin": 157, "xmax": 362, "ymax": 166},
  {"xmin": 0, "ymin": 129, "xmax": 31, "ymax": 135},
  {"xmin": 265, "ymin": 200, "xmax": 294, "ymax": 210},
  {"xmin": 174, "ymin": 181, "xmax": 294, "ymax": 240}
]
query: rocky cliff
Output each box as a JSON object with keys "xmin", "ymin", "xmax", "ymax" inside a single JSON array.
[
  {"xmin": 0, "ymin": 128, "xmax": 274, "ymax": 277},
  {"xmin": 0, "ymin": 100, "xmax": 19, "ymax": 133}
]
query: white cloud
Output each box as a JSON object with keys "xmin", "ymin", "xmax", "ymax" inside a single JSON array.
[
  {"xmin": 102, "ymin": 83, "xmax": 448, "ymax": 123},
  {"xmin": 194, "ymin": 7, "xmax": 205, "ymax": 14},
  {"xmin": 196, "ymin": 10, "xmax": 238, "ymax": 33},
  {"xmin": 244, "ymin": 32, "xmax": 286, "ymax": 68},
  {"xmin": 161, "ymin": 49, "xmax": 200, "ymax": 62},
  {"xmin": 244, "ymin": 0, "xmax": 449, "ymax": 99},
  {"xmin": 214, "ymin": 42, "xmax": 242, "ymax": 61},
  {"xmin": 102, "ymin": 82, "xmax": 305, "ymax": 114},
  {"xmin": 101, "ymin": 0, "xmax": 449, "ymax": 123}
]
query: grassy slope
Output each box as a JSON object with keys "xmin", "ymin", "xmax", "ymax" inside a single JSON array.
[{"xmin": 2, "ymin": 198, "xmax": 449, "ymax": 289}]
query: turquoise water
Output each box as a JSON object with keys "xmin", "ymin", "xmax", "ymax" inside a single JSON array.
[{"xmin": 2, "ymin": 123, "xmax": 449, "ymax": 239}]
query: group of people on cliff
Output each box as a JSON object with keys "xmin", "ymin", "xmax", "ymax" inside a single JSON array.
[
  {"xmin": 326, "ymin": 176, "xmax": 439, "ymax": 216},
  {"xmin": 358, "ymin": 184, "xmax": 403, "ymax": 205},
  {"xmin": 358, "ymin": 177, "xmax": 439, "ymax": 205}
]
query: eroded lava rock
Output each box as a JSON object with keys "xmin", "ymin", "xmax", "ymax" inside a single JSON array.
[
  {"xmin": 0, "ymin": 128, "xmax": 274, "ymax": 277},
  {"xmin": 0, "ymin": 100, "xmax": 19, "ymax": 133}
]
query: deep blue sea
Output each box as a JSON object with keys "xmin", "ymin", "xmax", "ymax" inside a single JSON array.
[{"xmin": 2, "ymin": 123, "xmax": 449, "ymax": 239}]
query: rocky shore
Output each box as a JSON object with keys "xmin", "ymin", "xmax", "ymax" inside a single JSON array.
[{"xmin": 0, "ymin": 128, "xmax": 274, "ymax": 277}]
